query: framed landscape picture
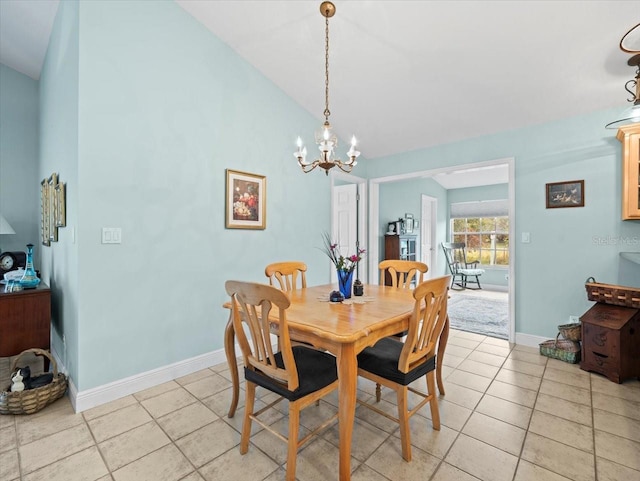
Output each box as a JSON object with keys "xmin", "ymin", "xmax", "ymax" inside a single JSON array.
[
  {"xmin": 225, "ymin": 169, "xmax": 266, "ymax": 229},
  {"xmin": 546, "ymin": 180, "xmax": 584, "ymax": 208}
]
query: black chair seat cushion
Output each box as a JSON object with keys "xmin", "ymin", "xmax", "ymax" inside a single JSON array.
[
  {"xmin": 245, "ymin": 346, "xmax": 337, "ymax": 401},
  {"xmin": 357, "ymin": 337, "xmax": 435, "ymax": 386}
]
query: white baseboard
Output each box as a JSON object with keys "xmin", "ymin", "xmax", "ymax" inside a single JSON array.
[
  {"xmin": 54, "ymin": 330, "xmax": 545, "ymax": 413},
  {"xmin": 515, "ymin": 332, "xmax": 548, "ymax": 348},
  {"xmin": 60, "ymin": 348, "xmax": 228, "ymax": 413}
]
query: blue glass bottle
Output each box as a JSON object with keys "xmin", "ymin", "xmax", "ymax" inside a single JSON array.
[{"xmin": 20, "ymin": 244, "xmax": 40, "ymax": 288}]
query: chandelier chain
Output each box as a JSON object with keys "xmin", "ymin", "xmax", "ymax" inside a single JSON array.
[{"xmin": 324, "ymin": 12, "xmax": 331, "ymax": 122}]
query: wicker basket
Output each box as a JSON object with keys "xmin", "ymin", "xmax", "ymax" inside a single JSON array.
[
  {"xmin": 539, "ymin": 334, "xmax": 581, "ymax": 364},
  {"xmin": 585, "ymin": 277, "xmax": 640, "ymax": 308},
  {"xmin": 558, "ymin": 322, "xmax": 581, "ymax": 341},
  {"xmin": 0, "ymin": 348, "xmax": 67, "ymax": 415}
]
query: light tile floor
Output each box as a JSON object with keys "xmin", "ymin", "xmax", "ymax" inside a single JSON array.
[{"xmin": 1, "ymin": 330, "xmax": 639, "ymax": 481}]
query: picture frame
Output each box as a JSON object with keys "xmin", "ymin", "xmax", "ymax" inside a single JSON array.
[
  {"xmin": 225, "ymin": 169, "xmax": 266, "ymax": 230},
  {"xmin": 545, "ymin": 180, "xmax": 584, "ymax": 208},
  {"xmin": 40, "ymin": 179, "xmax": 50, "ymax": 246},
  {"xmin": 48, "ymin": 174, "xmax": 58, "ymax": 242},
  {"xmin": 41, "ymin": 173, "xmax": 67, "ymax": 245},
  {"xmin": 55, "ymin": 182, "xmax": 66, "ymax": 227},
  {"xmin": 404, "ymin": 213, "xmax": 414, "ymax": 234}
]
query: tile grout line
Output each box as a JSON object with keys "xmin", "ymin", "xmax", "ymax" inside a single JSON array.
[
  {"xmin": 508, "ymin": 352, "xmax": 548, "ymax": 481},
  {"xmin": 427, "ymin": 336, "xmax": 510, "ymax": 481},
  {"xmin": 589, "ymin": 373, "xmax": 599, "ymax": 481}
]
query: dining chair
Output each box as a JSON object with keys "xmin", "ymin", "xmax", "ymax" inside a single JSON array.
[
  {"xmin": 378, "ymin": 259, "xmax": 428, "ymax": 289},
  {"xmin": 225, "ymin": 280, "xmax": 339, "ymax": 481},
  {"xmin": 375, "ymin": 259, "xmax": 430, "ymax": 398},
  {"xmin": 356, "ymin": 275, "xmax": 450, "ymax": 462},
  {"xmin": 379, "ymin": 259, "xmax": 428, "ymax": 339},
  {"xmin": 265, "ymin": 261, "xmax": 307, "ymax": 291},
  {"xmin": 265, "ymin": 261, "xmax": 313, "ymax": 348}
]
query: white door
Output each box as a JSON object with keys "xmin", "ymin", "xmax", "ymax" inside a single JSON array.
[
  {"xmin": 421, "ymin": 195, "xmax": 437, "ymax": 278},
  {"xmin": 331, "ymin": 184, "xmax": 358, "ymax": 283}
]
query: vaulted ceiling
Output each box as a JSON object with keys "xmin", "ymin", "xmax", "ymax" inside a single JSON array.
[{"xmin": 1, "ymin": 1, "xmax": 638, "ymax": 167}]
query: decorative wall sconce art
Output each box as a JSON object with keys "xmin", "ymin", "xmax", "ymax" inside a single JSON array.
[{"xmin": 41, "ymin": 173, "xmax": 66, "ymax": 245}]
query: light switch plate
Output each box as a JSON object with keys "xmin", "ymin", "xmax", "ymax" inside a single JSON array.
[
  {"xmin": 102, "ymin": 227, "xmax": 122, "ymax": 244},
  {"xmin": 521, "ymin": 232, "xmax": 531, "ymax": 243}
]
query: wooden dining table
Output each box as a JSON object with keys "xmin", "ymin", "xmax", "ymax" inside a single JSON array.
[{"xmin": 223, "ymin": 283, "xmax": 449, "ymax": 481}]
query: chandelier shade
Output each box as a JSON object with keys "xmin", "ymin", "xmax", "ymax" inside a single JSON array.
[{"xmin": 294, "ymin": 1, "xmax": 360, "ymax": 175}]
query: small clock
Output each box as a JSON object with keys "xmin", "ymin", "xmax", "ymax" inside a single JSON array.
[{"xmin": 0, "ymin": 251, "xmax": 26, "ymax": 279}]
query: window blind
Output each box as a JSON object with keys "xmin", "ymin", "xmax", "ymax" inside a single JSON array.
[{"xmin": 450, "ymin": 199, "xmax": 508, "ymax": 218}]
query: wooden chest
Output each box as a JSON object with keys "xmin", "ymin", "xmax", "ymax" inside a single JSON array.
[{"xmin": 580, "ymin": 303, "xmax": 640, "ymax": 383}]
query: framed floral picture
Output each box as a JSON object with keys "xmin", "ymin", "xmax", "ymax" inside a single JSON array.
[
  {"xmin": 546, "ymin": 180, "xmax": 584, "ymax": 208},
  {"xmin": 225, "ymin": 169, "xmax": 266, "ymax": 229}
]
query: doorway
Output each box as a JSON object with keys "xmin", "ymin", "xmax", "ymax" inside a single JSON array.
[{"xmin": 368, "ymin": 157, "xmax": 515, "ymax": 342}]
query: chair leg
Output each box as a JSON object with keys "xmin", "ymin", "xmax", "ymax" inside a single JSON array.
[
  {"xmin": 396, "ymin": 387, "xmax": 412, "ymax": 462},
  {"xmin": 426, "ymin": 371, "xmax": 440, "ymax": 431},
  {"xmin": 241, "ymin": 382, "xmax": 256, "ymax": 454},
  {"xmin": 286, "ymin": 403, "xmax": 301, "ymax": 481},
  {"xmin": 375, "ymin": 383, "xmax": 382, "ymax": 402}
]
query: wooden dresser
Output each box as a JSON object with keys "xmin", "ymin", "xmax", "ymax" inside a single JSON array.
[
  {"xmin": 580, "ymin": 302, "xmax": 640, "ymax": 383},
  {"xmin": 0, "ymin": 283, "xmax": 51, "ymax": 369}
]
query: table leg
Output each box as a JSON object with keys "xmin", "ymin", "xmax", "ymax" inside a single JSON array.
[
  {"xmin": 224, "ymin": 311, "xmax": 239, "ymax": 418},
  {"xmin": 337, "ymin": 344, "xmax": 357, "ymax": 481},
  {"xmin": 437, "ymin": 315, "xmax": 450, "ymax": 395}
]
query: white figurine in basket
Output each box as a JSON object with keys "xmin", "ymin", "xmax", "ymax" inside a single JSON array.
[{"xmin": 10, "ymin": 369, "xmax": 25, "ymax": 392}]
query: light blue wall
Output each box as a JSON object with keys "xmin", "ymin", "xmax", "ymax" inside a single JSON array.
[
  {"xmin": 0, "ymin": 65, "xmax": 40, "ymax": 257},
  {"xmin": 38, "ymin": 0, "xmax": 342, "ymax": 390},
  {"xmin": 447, "ymin": 183, "xmax": 509, "ymax": 287},
  {"xmin": 39, "ymin": 0, "xmax": 80, "ymax": 384},
  {"xmin": 366, "ymin": 111, "xmax": 640, "ymax": 337}
]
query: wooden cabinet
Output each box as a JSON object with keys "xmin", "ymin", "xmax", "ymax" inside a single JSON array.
[
  {"xmin": 580, "ymin": 302, "xmax": 640, "ymax": 383},
  {"xmin": 385, "ymin": 235, "xmax": 417, "ymax": 262},
  {"xmin": 0, "ymin": 284, "xmax": 51, "ymax": 369},
  {"xmin": 618, "ymin": 124, "xmax": 640, "ymax": 220}
]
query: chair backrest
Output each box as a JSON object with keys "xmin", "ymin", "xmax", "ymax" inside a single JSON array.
[
  {"xmin": 398, "ymin": 275, "xmax": 450, "ymax": 373},
  {"xmin": 265, "ymin": 261, "xmax": 307, "ymax": 292},
  {"xmin": 378, "ymin": 259, "xmax": 428, "ymax": 289},
  {"xmin": 225, "ymin": 280, "xmax": 300, "ymax": 391},
  {"xmin": 441, "ymin": 242, "xmax": 467, "ymax": 274}
]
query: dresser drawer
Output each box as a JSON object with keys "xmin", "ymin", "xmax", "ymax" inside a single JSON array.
[
  {"xmin": 582, "ymin": 323, "xmax": 619, "ymax": 357},
  {"xmin": 583, "ymin": 349, "xmax": 618, "ymax": 372}
]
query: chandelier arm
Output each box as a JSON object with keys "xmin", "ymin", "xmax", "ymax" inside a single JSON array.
[
  {"xmin": 335, "ymin": 161, "xmax": 354, "ymax": 174},
  {"xmin": 299, "ymin": 159, "xmax": 320, "ymax": 173}
]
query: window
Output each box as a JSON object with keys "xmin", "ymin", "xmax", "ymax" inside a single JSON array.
[{"xmin": 451, "ymin": 217, "xmax": 509, "ymax": 266}]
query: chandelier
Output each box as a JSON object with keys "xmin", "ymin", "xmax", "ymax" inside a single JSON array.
[
  {"xmin": 606, "ymin": 23, "xmax": 640, "ymax": 129},
  {"xmin": 294, "ymin": 1, "xmax": 360, "ymax": 175}
]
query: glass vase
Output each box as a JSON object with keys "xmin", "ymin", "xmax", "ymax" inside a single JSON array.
[
  {"xmin": 337, "ymin": 269, "xmax": 354, "ymax": 299},
  {"xmin": 20, "ymin": 244, "xmax": 40, "ymax": 289}
]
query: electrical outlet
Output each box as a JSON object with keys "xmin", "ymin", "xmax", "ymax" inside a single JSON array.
[
  {"xmin": 569, "ymin": 315, "xmax": 580, "ymax": 323},
  {"xmin": 62, "ymin": 334, "xmax": 66, "ymax": 345}
]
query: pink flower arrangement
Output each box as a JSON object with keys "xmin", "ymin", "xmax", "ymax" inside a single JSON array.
[{"xmin": 321, "ymin": 232, "xmax": 366, "ymax": 273}]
